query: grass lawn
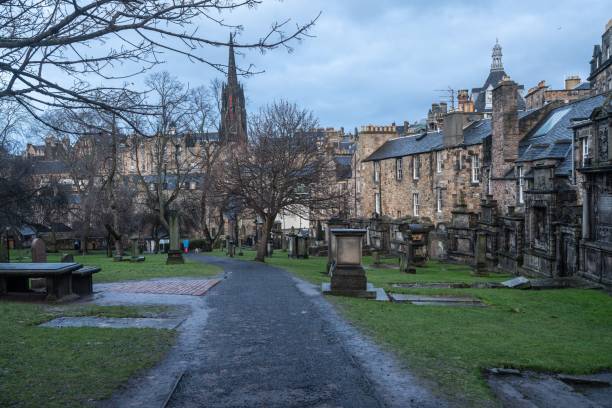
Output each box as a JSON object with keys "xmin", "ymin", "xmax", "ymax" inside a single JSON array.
[
  {"xmin": 0, "ymin": 302, "xmax": 175, "ymax": 408},
  {"xmin": 8, "ymin": 250, "xmax": 223, "ymax": 283},
  {"xmin": 211, "ymin": 248, "xmax": 612, "ymax": 407}
]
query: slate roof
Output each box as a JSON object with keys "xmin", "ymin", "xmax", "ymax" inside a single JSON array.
[
  {"xmin": 31, "ymin": 160, "xmax": 69, "ymax": 175},
  {"xmin": 516, "ymin": 94, "xmax": 606, "ymax": 176},
  {"xmin": 365, "ymin": 117, "xmax": 495, "ymax": 162}
]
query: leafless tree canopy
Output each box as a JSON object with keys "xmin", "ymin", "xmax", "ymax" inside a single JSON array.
[
  {"xmin": 0, "ymin": 0, "xmax": 318, "ymax": 126},
  {"xmin": 224, "ymin": 100, "xmax": 341, "ymax": 261}
]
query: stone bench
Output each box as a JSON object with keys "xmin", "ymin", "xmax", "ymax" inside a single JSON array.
[{"xmin": 71, "ymin": 266, "xmax": 101, "ymax": 296}]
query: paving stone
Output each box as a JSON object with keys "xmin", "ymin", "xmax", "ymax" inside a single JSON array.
[
  {"xmin": 103, "ymin": 279, "xmax": 221, "ymax": 296},
  {"xmin": 40, "ymin": 316, "xmax": 184, "ymax": 329}
]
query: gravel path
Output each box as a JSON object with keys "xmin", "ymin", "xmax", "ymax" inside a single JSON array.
[{"xmin": 165, "ymin": 255, "xmax": 446, "ymax": 408}]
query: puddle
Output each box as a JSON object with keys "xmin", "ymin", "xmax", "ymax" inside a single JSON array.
[
  {"xmin": 389, "ymin": 293, "xmax": 485, "ymax": 306},
  {"xmin": 39, "ymin": 316, "xmax": 184, "ymax": 329}
]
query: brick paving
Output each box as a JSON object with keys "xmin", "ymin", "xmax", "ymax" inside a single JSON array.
[{"xmin": 105, "ymin": 279, "xmax": 221, "ymax": 296}]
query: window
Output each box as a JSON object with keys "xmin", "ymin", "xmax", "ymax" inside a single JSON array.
[
  {"xmin": 599, "ymin": 126, "xmax": 609, "ymax": 161},
  {"xmin": 395, "ymin": 158, "xmax": 403, "ymax": 180},
  {"xmin": 436, "ymin": 151, "xmax": 443, "ymax": 173},
  {"xmin": 485, "ymin": 85, "xmax": 493, "ymax": 110},
  {"xmin": 471, "ymin": 154, "xmax": 480, "ymax": 183},
  {"xmin": 375, "ymin": 193, "xmax": 381, "ymax": 215},
  {"xmin": 582, "ymin": 137, "xmax": 590, "ymax": 166},
  {"xmin": 457, "ymin": 152, "xmax": 463, "ymax": 170},
  {"xmin": 413, "ymin": 156, "xmax": 420, "ymax": 180},
  {"xmin": 373, "ymin": 161, "xmax": 380, "ymax": 182},
  {"xmin": 518, "ymin": 166, "xmax": 525, "ymax": 204},
  {"xmin": 413, "ymin": 193, "xmax": 419, "ymax": 216},
  {"xmin": 436, "ymin": 188, "xmax": 443, "ymax": 213}
]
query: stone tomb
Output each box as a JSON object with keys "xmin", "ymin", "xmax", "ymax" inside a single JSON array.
[{"xmin": 323, "ymin": 228, "xmax": 378, "ymax": 299}]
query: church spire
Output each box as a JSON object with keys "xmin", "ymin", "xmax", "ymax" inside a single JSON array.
[
  {"xmin": 228, "ymin": 33, "xmax": 238, "ymax": 88},
  {"xmin": 491, "ymin": 39, "xmax": 504, "ymax": 72}
]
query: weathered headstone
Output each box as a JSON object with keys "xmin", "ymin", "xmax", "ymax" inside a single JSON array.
[
  {"xmin": 60, "ymin": 253, "xmax": 74, "ymax": 262},
  {"xmin": 166, "ymin": 212, "xmax": 184, "ymax": 264},
  {"xmin": 0, "ymin": 234, "xmax": 8, "ymax": 262},
  {"xmin": 473, "ymin": 232, "xmax": 489, "ymax": 276},
  {"xmin": 30, "ymin": 238, "xmax": 48, "ymax": 290},
  {"xmin": 31, "ymin": 238, "xmax": 47, "ymax": 263}
]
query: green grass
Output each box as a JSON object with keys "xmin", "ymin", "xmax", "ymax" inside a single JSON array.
[
  {"xmin": 9, "ymin": 250, "xmax": 223, "ymax": 283},
  {"xmin": 0, "ymin": 302, "xmax": 175, "ymax": 408},
  {"xmin": 211, "ymin": 249, "xmax": 612, "ymax": 407}
]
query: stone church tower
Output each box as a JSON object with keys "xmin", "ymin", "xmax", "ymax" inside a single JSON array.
[{"xmin": 220, "ymin": 34, "xmax": 248, "ymax": 144}]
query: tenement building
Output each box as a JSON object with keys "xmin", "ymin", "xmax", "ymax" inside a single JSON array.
[{"xmin": 349, "ymin": 24, "xmax": 612, "ymax": 287}]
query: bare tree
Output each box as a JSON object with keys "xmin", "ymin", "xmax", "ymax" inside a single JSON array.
[
  {"xmin": 184, "ymin": 83, "xmax": 227, "ymax": 250},
  {"xmin": 224, "ymin": 100, "xmax": 341, "ymax": 262},
  {"xmin": 0, "ymin": 1, "xmax": 318, "ymax": 126},
  {"xmin": 133, "ymin": 72, "xmax": 199, "ymax": 233}
]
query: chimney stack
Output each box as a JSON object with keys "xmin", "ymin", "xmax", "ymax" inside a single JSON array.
[
  {"xmin": 492, "ymin": 77, "xmax": 520, "ymax": 174},
  {"xmin": 565, "ymin": 75, "xmax": 581, "ymax": 90}
]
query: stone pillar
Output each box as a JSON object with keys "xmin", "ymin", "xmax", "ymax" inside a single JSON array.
[
  {"xmin": 582, "ymin": 183, "xmax": 590, "ymax": 240},
  {"xmin": 166, "ymin": 212, "xmax": 184, "ymax": 264},
  {"xmin": 473, "ymin": 232, "xmax": 489, "ymax": 276}
]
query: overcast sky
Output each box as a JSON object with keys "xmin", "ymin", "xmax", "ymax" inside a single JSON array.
[{"xmin": 145, "ymin": 0, "xmax": 610, "ymax": 130}]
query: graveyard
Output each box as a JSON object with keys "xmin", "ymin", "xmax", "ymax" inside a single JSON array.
[{"xmin": 210, "ymin": 248, "xmax": 612, "ymax": 406}]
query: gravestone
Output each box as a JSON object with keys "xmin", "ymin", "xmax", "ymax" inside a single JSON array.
[
  {"xmin": 0, "ymin": 234, "xmax": 8, "ymax": 262},
  {"xmin": 473, "ymin": 232, "xmax": 489, "ymax": 276},
  {"xmin": 323, "ymin": 229, "xmax": 377, "ymax": 298},
  {"xmin": 31, "ymin": 238, "xmax": 47, "ymax": 263},
  {"xmin": 60, "ymin": 253, "xmax": 74, "ymax": 262},
  {"xmin": 30, "ymin": 238, "xmax": 48, "ymax": 290},
  {"xmin": 166, "ymin": 212, "xmax": 184, "ymax": 264}
]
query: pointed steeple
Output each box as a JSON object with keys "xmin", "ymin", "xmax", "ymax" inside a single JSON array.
[
  {"xmin": 491, "ymin": 39, "xmax": 504, "ymax": 72},
  {"xmin": 228, "ymin": 33, "xmax": 238, "ymax": 88}
]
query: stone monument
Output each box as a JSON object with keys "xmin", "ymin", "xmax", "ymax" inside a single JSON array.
[
  {"xmin": 166, "ymin": 212, "xmax": 184, "ymax": 264},
  {"xmin": 30, "ymin": 238, "xmax": 48, "ymax": 290},
  {"xmin": 473, "ymin": 232, "xmax": 489, "ymax": 276},
  {"xmin": 0, "ymin": 234, "xmax": 8, "ymax": 262},
  {"xmin": 323, "ymin": 228, "xmax": 376, "ymax": 298},
  {"xmin": 60, "ymin": 253, "xmax": 74, "ymax": 262}
]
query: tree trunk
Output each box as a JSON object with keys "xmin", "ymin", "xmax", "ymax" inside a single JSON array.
[{"xmin": 255, "ymin": 215, "xmax": 274, "ymax": 262}]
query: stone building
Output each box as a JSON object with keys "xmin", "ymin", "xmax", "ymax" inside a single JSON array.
[
  {"xmin": 589, "ymin": 19, "xmax": 612, "ymax": 95},
  {"xmin": 524, "ymin": 77, "xmax": 591, "ymax": 110},
  {"xmin": 471, "ymin": 40, "xmax": 526, "ymax": 118},
  {"xmin": 573, "ymin": 94, "xmax": 612, "ymax": 285}
]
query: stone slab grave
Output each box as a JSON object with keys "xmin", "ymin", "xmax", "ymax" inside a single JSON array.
[
  {"xmin": 104, "ymin": 279, "xmax": 221, "ymax": 296},
  {"xmin": 40, "ymin": 316, "xmax": 184, "ymax": 330},
  {"xmin": 392, "ymin": 282, "xmax": 504, "ymax": 289},
  {"xmin": 389, "ymin": 293, "xmax": 485, "ymax": 307},
  {"xmin": 487, "ymin": 369, "xmax": 612, "ymax": 408}
]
